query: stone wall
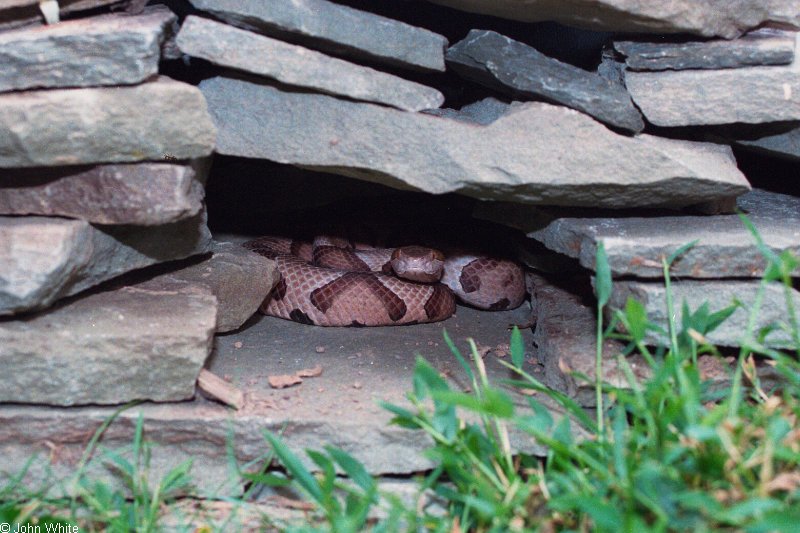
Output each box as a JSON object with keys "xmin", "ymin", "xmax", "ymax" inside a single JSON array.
[{"xmin": 0, "ymin": 0, "xmax": 798, "ymax": 495}]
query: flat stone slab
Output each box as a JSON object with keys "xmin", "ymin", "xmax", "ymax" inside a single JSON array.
[
  {"xmin": 0, "ymin": 211, "xmax": 211, "ymax": 315},
  {"xmin": 200, "ymin": 75, "xmax": 750, "ymax": 208},
  {"xmin": 625, "ymin": 33, "xmax": 800, "ymax": 126},
  {"xmin": 614, "ymin": 28, "xmax": 796, "ymax": 71},
  {"xmin": 138, "ymin": 241, "xmax": 280, "ymax": 333},
  {"xmin": 0, "ymin": 76, "xmax": 216, "ymax": 168},
  {"xmin": 609, "ymin": 279, "xmax": 800, "ymax": 348},
  {"xmin": 424, "ymin": 0, "xmax": 800, "ymax": 39},
  {"xmin": 176, "ymin": 16, "xmax": 443, "ymax": 112},
  {"xmin": 0, "ymin": 0, "xmax": 120, "ymax": 30},
  {"xmin": 446, "ymin": 30, "xmax": 643, "ymax": 133},
  {"xmin": 729, "ymin": 123, "xmax": 800, "ymax": 162},
  {"xmin": 0, "ymin": 304, "xmax": 567, "ymax": 496},
  {"xmin": 530, "ymin": 273, "xmax": 783, "ymax": 406},
  {"xmin": 0, "ymin": 6, "xmax": 175, "ymax": 93},
  {"xmin": 187, "ymin": 0, "xmax": 447, "ymax": 72},
  {"xmin": 478, "ymin": 190, "xmax": 799, "ymax": 279},
  {"xmin": 0, "ymin": 161, "xmax": 206, "ymax": 225},
  {"xmin": 0, "ymin": 280, "xmax": 216, "ymax": 406}
]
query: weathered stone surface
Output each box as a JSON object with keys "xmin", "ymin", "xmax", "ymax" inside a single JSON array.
[
  {"xmin": 609, "ymin": 280, "xmax": 800, "ymax": 348},
  {"xmin": 625, "ymin": 33, "xmax": 800, "ymax": 126},
  {"xmin": 614, "ymin": 28, "xmax": 796, "ymax": 71},
  {"xmin": 478, "ymin": 190, "xmax": 798, "ymax": 279},
  {"xmin": 0, "ymin": 283, "xmax": 216, "ymax": 406},
  {"xmin": 176, "ymin": 16, "xmax": 443, "ymax": 112},
  {"xmin": 530, "ymin": 273, "xmax": 642, "ymax": 406},
  {"xmin": 446, "ymin": 30, "xmax": 643, "ymax": 132},
  {"xmin": 200, "ymin": 76, "xmax": 750, "ymax": 208},
  {"xmin": 0, "ymin": 305, "xmax": 560, "ymax": 496},
  {"xmin": 0, "ymin": 77, "xmax": 216, "ymax": 168},
  {"xmin": 0, "ymin": 211, "xmax": 212, "ymax": 316},
  {"xmin": 422, "ymin": 97, "xmax": 509, "ymax": 125},
  {"xmin": 187, "ymin": 0, "xmax": 447, "ymax": 72},
  {"xmin": 0, "ymin": 6, "xmax": 175, "ymax": 93},
  {"xmin": 531, "ymin": 273, "xmax": 783, "ymax": 405},
  {"xmin": 0, "ymin": 0, "xmax": 120, "ymax": 30},
  {"xmin": 424, "ymin": 0, "xmax": 800, "ymax": 39},
  {"xmin": 138, "ymin": 241, "xmax": 279, "ymax": 333},
  {"xmin": 0, "ymin": 162, "xmax": 206, "ymax": 225},
  {"xmin": 731, "ymin": 123, "xmax": 800, "ymax": 162}
]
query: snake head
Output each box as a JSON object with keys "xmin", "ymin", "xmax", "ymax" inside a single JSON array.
[{"xmin": 390, "ymin": 246, "xmax": 445, "ymax": 283}]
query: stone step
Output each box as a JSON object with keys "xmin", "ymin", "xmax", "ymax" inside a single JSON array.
[{"xmin": 0, "ymin": 304, "xmax": 562, "ymax": 497}]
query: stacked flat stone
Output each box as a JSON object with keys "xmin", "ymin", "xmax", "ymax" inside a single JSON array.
[
  {"xmin": 0, "ymin": 4, "xmax": 276, "ymax": 407},
  {"xmin": 0, "ymin": 0, "xmax": 798, "ymax": 496}
]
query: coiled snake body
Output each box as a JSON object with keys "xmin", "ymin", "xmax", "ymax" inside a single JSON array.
[{"xmin": 244, "ymin": 236, "xmax": 526, "ymax": 327}]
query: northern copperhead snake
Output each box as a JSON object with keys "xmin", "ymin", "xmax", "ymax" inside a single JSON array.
[{"xmin": 243, "ymin": 235, "xmax": 526, "ymax": 326}]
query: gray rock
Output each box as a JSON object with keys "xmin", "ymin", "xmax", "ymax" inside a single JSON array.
[
  {"xmin": 0, "ymin": 283, "xmax": 216, "ymax": 406},
  {"xmin": 0, "ymin": 0, "xmax": 120, "ymax": 30},
  {"xmin": 422, "ymin": 97, "xmax": 509, "ymax": 125},
  {"xmin": 0, "ymin": 161, "xmax": 206, "ymax": 225},
  {"xmin": 530, "ymin": 273, "xmax": 644, "ymax": 407},
  {"xmin": 609, "ymin": 279, "xmax": 800, "ymax": 348},
  {"xmin": 614, "ymin": 28, "xmax": 796, "ymax": 71},
  {"xmin": 0, "ymin": 6, "xmax": 175, "ymax": 93},
  {"xmin": 424, "ymin": 0, "xmax": 800, "ymax": 39},
  {"xmin": 187, "ymin": 0, "xmax": 447, "ymax": 72},
  {"xmin": 0, "ymin": 211, "xmax": 212, "ymax": 315},
  {"xmin": 625, "ymin": 33, "xmax": 800, "ymax": 126},
  {"xmin": 138, "ymin": 241, "xmax": 280, "ymax": 333},
  {"xmin": 0, "ymin": 76, "xmax": 216, "ymax": 168},
  {"xmin": 446, "ymin": 30, "xmax": 644, "ymax": 133},
  {"xmin": 200, "ymin": 75, "xmax": 750, "ymax": 208},
  {"xmin": 176, "ymin": 16, "xmax": 443, "ymax": 112},
  {"xmin": 478, "ymin": 190, "xmax": 798, "ymax": 279},
  {"xmin": 730, "ymin": 123, "xmax": 800, "ymax": 162},
  {"xmin": 0, "ymin": 305, "xmax": 557, "ymax": 496},
  {"xmin": 597, "ymin": 46, "xmax": 627, "ymax": 86},
  {"xmin": 531, "ymin": 272, "xmax": 783, "ymax": 406}
]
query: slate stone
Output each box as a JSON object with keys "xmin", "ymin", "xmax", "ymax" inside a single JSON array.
[
  {"xmin": 531, "ymin": 272, "xmax": 783, "ymax": 406},
  {"xmin": 0, "ymin": 305, "xmax": 558, "ymax": 496},
  {"xmin": 608, "ymin": 280, "xmax": 800, "ymax": 349},
  {"xmin": 422, "ymin": 97, "xmax": 509, "ymax": 125},
  {"xmin": 614, "ymin": 28, "xmax": 796, "ymax": 71},
  {"xmin": 176, "ymin": 16, "xmax": 443, "ymax": 112},
  {"xmin": 0, "ymin": 282, "xmax": 216, "ymax": 406},
  {"xmin": 424, "ymin": 0, "xmax": 800, "ymax": 39},
  {"xmin": 446, "ymin": 30, "xmax": 644, "ymax": 133},
  {"xmin": 187, "ymin": 0, "xmax": 447, "ymax": 72},
  {"xmin": 730, "ymin": 123, "xmax": 800, "ymax": 162},
  {"xmin": 625, "ymin": 33, "xmax": 800, "ymax": 126},
  {"xmin": 0, "ymin": 211, "xmax": 212, "ymax": 316},
  {"xmin": 0, "ymin": 0, "xmax": 120, "ymax": 30},
  {"xmin": 0, "ymin": 6, "xmax": 175, "ymax": 93},
  {"xmin": 0, "ymin": 77, "xmax": 216, "ymax": 168},
  {"xmin": 200, "ymin": 76, "xmax": 750, "ymax": 209},
  {"xmin": 0, "ymin": 161, "xmax": 206, "ymax": 225},
  {"xmin": 478, "ymin": 190, "xmax": 797, "ymax": 279},
  {"xmin": 137, "ymin": 241, "xmax": 280, "ymax": 333},
  {"xmin": 530, "ymin": 273, "xmax": 642, "ymax": 406}
]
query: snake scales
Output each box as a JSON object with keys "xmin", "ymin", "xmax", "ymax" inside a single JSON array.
[{"xmin": 243, "ymin": 235, "xmax": 526, "ymax": 327}]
